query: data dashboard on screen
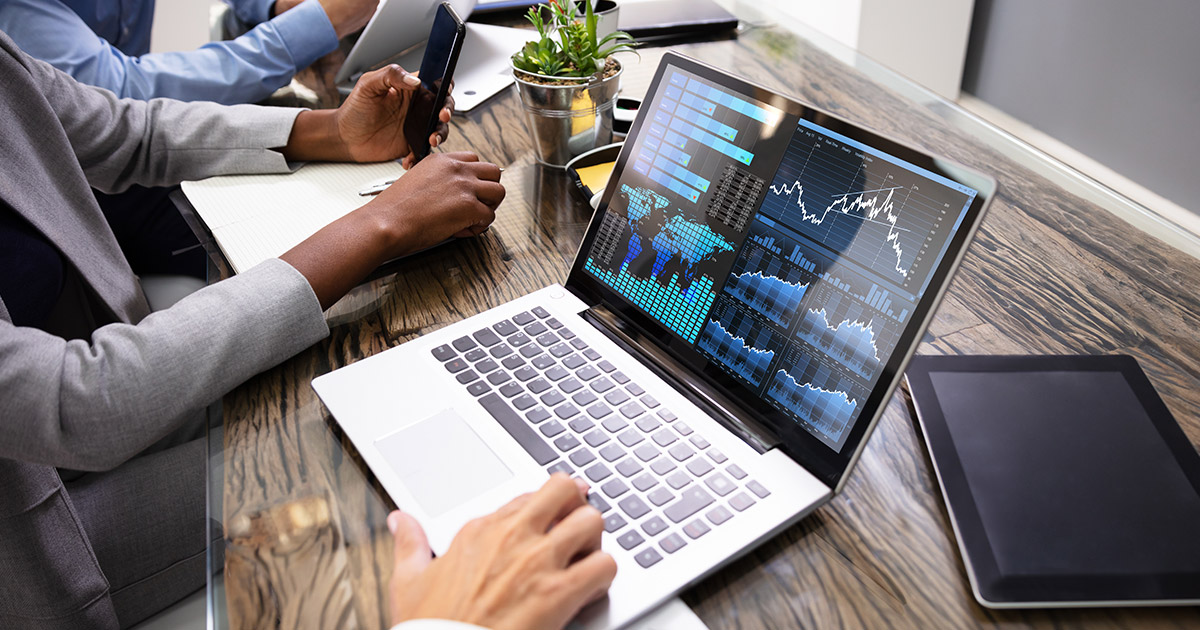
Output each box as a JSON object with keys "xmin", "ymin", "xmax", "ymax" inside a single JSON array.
[{"xmin": 582, "ymin": 65, "xmax": 978, "ymax": 451}]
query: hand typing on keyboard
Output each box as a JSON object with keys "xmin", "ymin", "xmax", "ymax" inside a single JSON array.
[{"xmin": 386, "ymin": 474, "xmax": 615, "ymax": 630}]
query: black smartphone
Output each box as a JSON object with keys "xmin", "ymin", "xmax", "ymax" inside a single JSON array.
[{"xmin": 403, "ymin": 2, "xmax": 466, "ymax": 163}]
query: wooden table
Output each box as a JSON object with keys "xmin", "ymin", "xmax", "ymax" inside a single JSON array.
[{"xmin": 204, "ymin": 18, "xmax": 1200, "ymax": 630}]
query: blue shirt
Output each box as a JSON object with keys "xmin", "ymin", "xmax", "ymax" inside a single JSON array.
[{"xmin": 0, "ymin": 0, "xmax": 339, "ymax": 104}]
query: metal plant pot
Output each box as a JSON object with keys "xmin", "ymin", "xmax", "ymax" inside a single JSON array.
[{"xmin": 513, "ymin": 61, "xmax": 622, "ymax": 167}]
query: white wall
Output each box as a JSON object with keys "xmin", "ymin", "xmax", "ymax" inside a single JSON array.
[{"xmin": 150, "ymin": 0, "xmax": 215, "ymax": 53}]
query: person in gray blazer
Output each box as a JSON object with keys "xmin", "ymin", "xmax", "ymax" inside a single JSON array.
[{"xmin": 0, "ymin": 30, "xmax": 613, "ymax": 630}]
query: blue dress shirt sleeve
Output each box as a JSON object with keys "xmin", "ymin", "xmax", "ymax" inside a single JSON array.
[
  {"xmin": 0, "ymin": 0, "xmax": 339, "ymax": 104},
  {"xmin": 228, "ymin": 0, "xmax": 278, "ymax": 27}
]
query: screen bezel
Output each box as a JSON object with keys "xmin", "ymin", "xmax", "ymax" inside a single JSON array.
[
  {"xmin": 565, "ymin": 51, "xmax": 996, "ymax": 488},
  {"xmin": 404, "ymin": 2, "xmax": 466, "ymax": 161},
  {"xmin": 906, "ymin": 354, "xmax": 1200, "ymax": 605}
]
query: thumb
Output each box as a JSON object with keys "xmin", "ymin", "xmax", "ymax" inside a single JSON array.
[
  {"xmin": 388, "ymin": 510, "xmax": 433, "ymax": 582},
  {"xmin": 380, "ymin": 64, "xmax": 422, "ymax": 93}
]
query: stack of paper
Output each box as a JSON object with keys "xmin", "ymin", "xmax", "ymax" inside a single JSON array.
[{"xmin": 181, "ymin": 161, "xmax": 406, "ymax": 274}]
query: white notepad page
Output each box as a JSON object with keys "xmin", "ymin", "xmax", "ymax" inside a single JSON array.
[{"xmin": 181, "ymin": 161, "xmax": 406, "ymax": 274}]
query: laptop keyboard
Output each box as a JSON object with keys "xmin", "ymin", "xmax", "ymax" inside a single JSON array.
[{"xmin": 431, "ymin": 305, "xmax": 770, "ymax": 569}]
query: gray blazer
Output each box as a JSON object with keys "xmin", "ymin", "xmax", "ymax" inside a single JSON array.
[{"xmin": 0, "ymin": 31, "xmax": 330, "ymax": 628}]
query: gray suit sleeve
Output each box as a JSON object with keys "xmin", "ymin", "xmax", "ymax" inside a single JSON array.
[
  {"xmin": 22, "ymin": 45, "xmax": 303, "ymax": 193},
  {"xmin": 0, "ymin": 259, "xmax": 329, "ymax": 471}
]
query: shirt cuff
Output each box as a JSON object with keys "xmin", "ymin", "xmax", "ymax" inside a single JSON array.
[
  {"xmin": 234, "ymin": 0, "xmax": 277, "ymax": 25},
  {"xmin": 269, "ymin": 0, "xmax": 339, "ymax": 71}
]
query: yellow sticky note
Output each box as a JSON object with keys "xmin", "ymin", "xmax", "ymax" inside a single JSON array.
[{"xmin": 576, "ymin": 161, "xmax": 616, "ymax": 193}]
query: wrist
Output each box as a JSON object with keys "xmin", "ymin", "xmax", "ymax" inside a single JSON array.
[{"xmin": 282, "ymin": 110, "xmax": 352, "ymax": 162}]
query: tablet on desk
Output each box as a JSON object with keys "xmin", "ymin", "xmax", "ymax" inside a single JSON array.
[{"xmin": 905, "ymin": 354, "xmax": 1200, "ymax": 608}]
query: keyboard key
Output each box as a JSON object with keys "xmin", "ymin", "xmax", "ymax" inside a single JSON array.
[
  {"xmin": 514, "ymin": 366, "xmax": 538, "ymax": 382},
  {"xmin": 686, "ymin": 458, "xmax": 714, "ymax": 477},
  {"xmin": 546, "ymin": 317, "xmax": 563, "ymax": 330},
  {"xmin": 570, "ymin": 449, "xmax": 596, "ymax": 467},
  {"xmin": 635, "ymin": 416, "xmax": 661, "ymax": 433},
  {"xmin": 659, "ymin": 533, "xmax": 687, "ymax": 554},
  {"xmin": 588, "ymin": 492, "xmax": 611, "ymax": 513},
  {"xmin": 615, "ymin": 458, "xmax": 643, "ymax": 477},
  {"xmin": 546, "ymin": 461, "xmax": 572, "ymax": 476},
  {"xmin": 664, "ymin": 487, "xmax": 715, "ymax": 523},
  {"xmin": 489, "ymin": 344, "xmax": 513, "ymax": 359},
  {"xmin": 583, "ymin": 430, "xmax": 609, "ymax": 448},
  {"xmin": 604, "ymin": 390, "xmax": 630, "ymax": 406},
  {"xmin": 631, "ymin": 473, "xmax": 658, "ymax": 492},
  {"xmin": 689, "ymin": 435, "xmax": 711, "ymax": 450},
  {"xmin": 647, "ymin": 487, "xmax": 674, "ymax": 507},
  {"xmin": 499, "ymin": 382, "xmax": 523, "ymax": 398},
  {"xmin": 478, "ymin": 393, "xmax": 555, "ymax": 465},
  {"xmin": 519, "ymin": 344, "xmax": 543, "ymax": 358},
  {"xmin": 431, "ymin": 344, "xmax": 455, "ymax": 361},
  {"xmin": 705, "ymin": 472, "xmax": 736, "ymax": 497},
  {"xmin": 586, "ymin": 403, "xmax": 612, "ymax": 419},
  {"xmin": 729, "ymin": 492, "xmax": 756, "ymax": 512},
  {"xmin": 513, "ymin": 311, "xmax": 535, "ymax": 325},
  {"xmin": 570, "ymin": 338, "xmax": 588, "ymax": 350},
  {"xmin": 525, "ymin": 321, "xmax": 548, "ymax": 336},
  {"xmin": 563, "ymin": 354, "xmax": 586, "ymax": 369},
  {"xmin": 465, "ymin": 348, "xmax": 487, "ymax": 362},
  {"xmin": 554, "ymin": 403, "xmax": 580, "ymax": 420},
  {"xmin": 666, "ymin": 471, "xmax": 691, "ymax": 490},
  {"xmin": 634, "ymin": 548, "xmax": 662, "ymax": 568},
  {"xmin": 554, "ymin": 434, "xmax": 580, "ymax": 452},
  {"xmin": 443, "ymin": 358, "xmax": 468, "ymax": 374},
  {"xmin": 473, "ymin": 328, "xmax": 501, "ymax": 347},
  {"xmin": 494, "ymin": 320, "xmax": 519, "ymax": 336},
  {"xmin": 706, "ymin": 505, "xmax": 733, "ymax": 525},
  {"xmin": 532, "ymin": 354, "xmax": 556, "ymax": 370},
  {"xmin": 619, "ymin": 402, "xmax": 645, "ymax": 419},
  {"xmin": 526, "ymin": 407, "xmax": 551, "ymax": 424},
  {"xmin": 583, "ymin": 348, "xmax": 601, "ymax": 361},
  {"xmin": 559, "ymin": 327, "xmax": 576, "ymax": 340},
  {"xmin": 576, "ymin": 365, "xmax": 601, "ymax": 381},
  {"xmin": 640, "ymin": 395, "xmax": 660, "ymax": 409},
  {"xmin": 708, "ymin": 449, "xmax": 728, "ymax": 464},
  {"xmin": 540, "ymin": 421, "xmax": 566, "ymax": 438},
  {"xmin": 540, "ymin": 391, "xmax": 566, "ymax": 407},
  {"xmin": 618, "ymin": 495, "xmax": 651, "ymax": 520},
  {"xmin": 544, "ymin": 366, "xmax": 569, "ymax": 381},
  {"xmin": 455, "ymin": 370, "xmax": 479, "ymax": 384},
  {"xmin": 559, "ymin": 378, "xmax": 583, "ymax": 394},
  {"xmin": 641, "ymin": 516, "xmax": 668, "ymax": 536},
  {"xmin": 604, "ymin": 513, "xmax": 627, "ymax": 533},
  {"xmin": 507, "ymin": 332, "xmax": 532, "ymax": 348},
  {"xmin": 747, "ymin": 480, "xmax": 771, "ymax": 498},
  {"xmin": 668, "ymin": 443, "xmax": 695, "ymax": 462},
  {"xmin": 675, "ymin": 422, "xmax": 693, "ymax": 436},
  {"xmin": 550, "ymin": 343, "xmax": 573, "ymax": 358},
  {"xmin": 612, "ymin": 371, "xmax": 630, "ymax": 384},
  {"xmin": 617, "ymin": 429, "xmax": 644, "ymax": 447},
  {"xmin": 727, "ymin": 464, "xmax": 747, "ymax": 480},
  {"xmin": 600, "ymin": 478, "xmax": 629, "ymax": 498},
  {"xmin": 626, "ymin": 383, "xmax": 645, "ymax": 397},
  {"xmin": 501, "ymin": 355, "xmax": 525, "ymax": 370},
  {"xmin": 536, "ymin": 332, "xmax": 559, "ymax": 347},
  {"xmin": 658, "ymin": 409, "xmax": 678, "ymax": 422},
  {"xmin": 467, "ymin": 381, "xmax": 491, "ymax": 396},
  {"xmin": 633, "ymin": 444, "xmax": 660, "ymax": 462},
  {"xmin": 598, "ymin": 444, "xmax": 625, "ymax": 462},
  {"xmin": 683, "ymin": 519, "xmax": 711, "ymax": 539},
  {"xmin": 652, "ymin": 428, "xmax": 677, "ymax": 447},
  {"xmin": 590, "ymin": 377, "xmax": 615, "ymax": 393},
  {"xmin": 650, "ymin": 458, "xmax": 677, "ymax": 475},
  {"xmin": 486, "ymin": 371, "xmax": 511, "ymax": 385},
  {"xmin": 568, "ymin": 417, "xmax": 594, "ymax": 433},
  {"xmin": 477, "ymin": 359, "xmax": 501, "ymax": 376},
  {"xmin": 452, "ymin": 336, "xmax": 476, "ymax": 352},
  {"xmin": 601, "ymin": 417, "xmax": 628, "ymax": 433},
  {"xmin": 513, "ymin": 394, "xmax": 537, "ymax": 410},
  {"xmin": 617, "ymin": 530, "xmax": 644, "ymax": 550},
  {"xmin": 572, "ymin": 391, "xmax": 598, "ymax": 406},
  {"xmin": 597, "ymin": 360, "xmax": 616, "ymax": 373},
  {"xmin": 584, "ymin": 463, "xmax": 612, "ymax": 482}
]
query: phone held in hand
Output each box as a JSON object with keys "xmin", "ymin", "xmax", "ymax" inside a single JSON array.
[{"xmin": 404, "ymin": 2, "xmax": 467, "ymax": 163}]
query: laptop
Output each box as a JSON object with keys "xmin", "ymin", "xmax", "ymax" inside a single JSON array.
[{"xmin": 313, "ymin": 51, "xmax": 996, "ymax": 629}]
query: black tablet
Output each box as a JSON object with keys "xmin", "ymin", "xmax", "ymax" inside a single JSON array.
[{"xmin": 905, "ymin": 354, "xmax": 1200, "ymax": 607}]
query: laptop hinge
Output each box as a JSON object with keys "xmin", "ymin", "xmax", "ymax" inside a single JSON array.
[{"xmin": 581, "ymin": 304, "xmax": 779, "ymax": 455}]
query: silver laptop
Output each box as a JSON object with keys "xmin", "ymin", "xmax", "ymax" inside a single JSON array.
[{"xmin": 313, "ymin": 52, "xmax": 996, "ymax": 629}]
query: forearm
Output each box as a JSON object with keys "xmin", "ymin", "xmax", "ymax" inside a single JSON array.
[
  {"xmin": 279, "ymin": 202, "xmax": 397, "ymax": 310},
  {"xmin": 282, "ymin": 110, "xmax": 354, "ymax": 163}
]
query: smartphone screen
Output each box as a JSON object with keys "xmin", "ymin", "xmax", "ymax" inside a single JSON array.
[{"xmin": 403, "ymin": 2, "xmax": 465, "ymax": 163}]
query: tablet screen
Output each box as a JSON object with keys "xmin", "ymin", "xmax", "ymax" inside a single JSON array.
[{"xmin": 924, "ymin": 363, "xmax": 1200, "ymax": 606}]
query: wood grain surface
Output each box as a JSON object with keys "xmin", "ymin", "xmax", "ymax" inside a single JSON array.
[{"xmin": 210, "ymin": 24, "xmax": 1200, "ymax": 630}]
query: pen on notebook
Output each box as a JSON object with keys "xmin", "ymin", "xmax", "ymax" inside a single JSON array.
[{"xmin": 357, "ymin": 167, "xmax": 504, "ymax": 197}]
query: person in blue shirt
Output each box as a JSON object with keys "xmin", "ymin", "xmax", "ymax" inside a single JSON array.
[{"xmin": 0, "ymin": 0, "xmax": 378, "ymax": 104}]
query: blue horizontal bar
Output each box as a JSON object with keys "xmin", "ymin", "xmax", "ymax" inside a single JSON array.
[
  {"xmin": 649, "ymin": 123, "xmax": 666, "ymax": 137},
  {"xmin": 679, "ymin": 90, "xmax": 716, "ymax": 116},
  {"xmin": 658, "ymin": 97, "xmax": 678, "ymax": 115},
  {"xmin": 664, "ymin": 130, "xmax": 688, "ymax": 150},
  {"xmin": 648, "ymin": 167, "xmax": 701, "ymax": 203},
  {"xmin": 644, "ymin": 136, "xmax": 662, "ymax": 151},
  {"xmin": 668, "ymin": 116, "xmax": 754, "ymax": 165},
  {"xmin": 675, "ymin": 103, "xmax": 737, "ymax": 141},
  {"xmin": 653, "ymin": 110, "xmax": 672, "ymax": 127},
  {"xmin": 684, "ymin": 77, "xmax": 777, "ymax": 124},
  {"xmin": 633, "ymin": 159, "xmax": 650, "ymax": 175},
  {"xmin": 664, "ymin": 85, "xmax": 683, "ymax": 101},
  {"xmin": 653, "ymin": 154, "xmax": 709, "ymax": 192},
  {"xmin": 658, "ymin": 142, "xmax": 691, "ymax": 167},
  {"xmin": 638, "ymin": 148, "xmax": 655, "ymax": 164},
  {"xmin": 670, "ymin": 72, "xmax": 688, "ymax": 88}
]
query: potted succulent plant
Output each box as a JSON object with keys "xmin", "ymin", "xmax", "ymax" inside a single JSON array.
[{"xmin": 512, "ymin": 0, "xmax": 637, "ymax": 166}]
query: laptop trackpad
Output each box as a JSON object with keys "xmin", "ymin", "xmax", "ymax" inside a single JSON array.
[{"xmin": 374, "ymin": 410, "xmax": 513, "ymax": 517}]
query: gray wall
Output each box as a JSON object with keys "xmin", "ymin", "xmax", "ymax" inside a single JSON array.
[{"xmin": 962, "ymin": 0, "xmax": 1200, "ymax": 215}]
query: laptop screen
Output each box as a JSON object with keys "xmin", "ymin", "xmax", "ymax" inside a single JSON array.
[{"xmin": 570, "ymin": 54, "xmax": 990, "ymax": 481}]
